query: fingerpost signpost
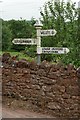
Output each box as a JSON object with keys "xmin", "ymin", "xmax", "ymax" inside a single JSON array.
[
  {"xmin": 12, "ymin": 20, "xmax": 69, "ymax": 65},
  {"xmin": 34, "ymin": 20, "xmax": 43, "ymax": 64}
]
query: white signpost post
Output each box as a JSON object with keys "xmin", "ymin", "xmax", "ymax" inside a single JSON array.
[
  {"xmin": 12, "ymin": 20, "xmax": 69, "ymax": 65},
  {"xmin": 34, "ymin": 21, "xmax": 58, "ymax": 64},
  {"xmin": 34, "ymin": 21, "xmax": 43, "ymax": 64}
]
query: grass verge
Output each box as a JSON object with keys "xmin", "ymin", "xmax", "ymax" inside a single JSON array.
[{"xmin": 0, "ymin": 51, "xmax": 36, "ymax": 62}]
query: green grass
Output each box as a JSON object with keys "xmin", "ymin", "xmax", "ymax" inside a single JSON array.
[
  {"xmin": 0, "ymin": 51, "xmax": 2, "ymax": 56},
  {"xmin": 0, "ymin": 51, "xmax": 36, "ymax": 62}
]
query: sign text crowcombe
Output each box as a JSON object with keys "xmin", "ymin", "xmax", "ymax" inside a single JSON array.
[{"xmin": 12, "ymin": 38, "xmax": 37, "ymax": 45}]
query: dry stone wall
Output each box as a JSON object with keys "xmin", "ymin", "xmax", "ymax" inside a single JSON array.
[{"xmin": 2, "ymin": 53, "xmax": 80, "ymax": 118}]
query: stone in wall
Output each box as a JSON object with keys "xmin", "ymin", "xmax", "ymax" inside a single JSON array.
[{"xmin": 2, "ymin": 53, "xmax": 11, "ymax": 63}]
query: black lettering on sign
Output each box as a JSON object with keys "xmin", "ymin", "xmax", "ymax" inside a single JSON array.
[
  {"xmin": 42, "ymin": 47, "xmax": 50, "ymax": 51},
  {"xmin": 41, "ymin": 31, "xmax": 51, "ymax": 35},
  {"xmin": 15, "ymin": 40, "xmax": 18, "ymax": 43},
  {"xmin": 47, "ymin": 31, "xmax": 50, "ymax": 34},
  {"xmin": 14, "ymin": 39, "xmax": 32, "ymax": 43},
  {"xmin": 54, "ymin": 51, "xmax": 58, "ymax": 53},
  {"xmin": 51, "ymin": 31, "xmax": 54, "ymax": 34},
  {"xmin": 52, "ymin": 48, "xmax": 63, "ymax": 50},
  {"xmin": 25, "ymin": 40, "xmax": 31, "ymax": 43},
  {"xmin": 41, "ymin": 31, "xmax": 45, "ymax": 34}
]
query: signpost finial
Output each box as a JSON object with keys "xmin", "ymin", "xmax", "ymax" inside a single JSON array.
[{"xmin": 34, "ymin": 20, "xmax": 43, "ymax": 28}]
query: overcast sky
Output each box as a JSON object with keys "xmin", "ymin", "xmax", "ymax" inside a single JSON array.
[{"xmin": 0, "ymin": 0, "xmax": 79, "ymax": 20}]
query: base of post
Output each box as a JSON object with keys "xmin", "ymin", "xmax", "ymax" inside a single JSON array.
[{"xmin": 37, "ymin": 54, "xmax": 41, "ymax": 65}]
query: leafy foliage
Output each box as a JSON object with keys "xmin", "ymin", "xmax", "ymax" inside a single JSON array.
[
  {"xmin": 40, "ymin": 0, "xmax": 80, "ymax": 67},
  {"xmin": 2, "ymin": 20, "xmax": 12, "ymax": 51},
  {"xmin": 2, "ymin": 19, "xmax": 36, "ymax": 51}
]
